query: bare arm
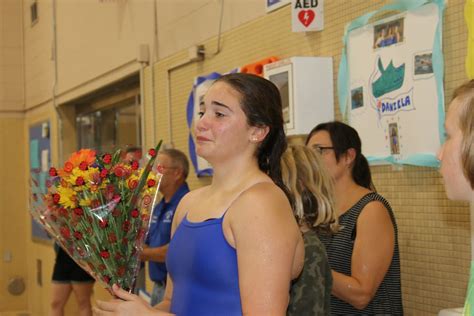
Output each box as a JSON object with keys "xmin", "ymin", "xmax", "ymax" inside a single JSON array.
[
  {"xmin": 140, "ymin": 244, "xmax": 169, "ymax": 262},
  {"xmin": 331, "ymin": 201, "xmax": 395, "ymax": 309},
  {"xmin": 229, "ymin": 183, "xmax": 304, "ymax": 316}
]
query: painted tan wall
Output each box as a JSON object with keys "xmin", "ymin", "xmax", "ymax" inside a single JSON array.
[
  {"xmin": 0, "ymin": 1, "xmax": 28, "ymax": 313},
  {"xmin": 145, "ymin": 1, "xmax": 471, "ymax": 315},
  {"xmin": 22, "ymin": 0, "xmax": 266, "ymax": 110},
  {"xmin": 0, "ymin": 0, "xmax": 24, "ymax": 112},
  {"xmin": 0, "ymin": 117, "xmax": 28, "ymax": 313}
]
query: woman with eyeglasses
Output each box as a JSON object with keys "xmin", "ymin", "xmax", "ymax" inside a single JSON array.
[{"xmin": 305, "ymin": 121, "xmax": 403, "ymax": 315}]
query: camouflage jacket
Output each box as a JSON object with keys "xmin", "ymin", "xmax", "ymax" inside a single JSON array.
[{"xmin": 287, "ymin": 230, "xmax": 332, "ymax": 316}]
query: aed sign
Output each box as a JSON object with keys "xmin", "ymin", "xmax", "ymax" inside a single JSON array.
[{"xmin": 291, "ymin": 0, "xmax": 324, "ymax": 32}]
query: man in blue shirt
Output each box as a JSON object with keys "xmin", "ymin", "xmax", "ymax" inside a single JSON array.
[{"xmin": 140, "ymin": 148, "xmax": 190, "ymax": 306}]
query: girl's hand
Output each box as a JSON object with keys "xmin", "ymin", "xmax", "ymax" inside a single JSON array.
[{"xmin": 94, "ymin": 284, "xmax": 158, "ymax": 316}]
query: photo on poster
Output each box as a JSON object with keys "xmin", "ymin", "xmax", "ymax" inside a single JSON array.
[
  {"xmin": 414, "ymin": 52, "xmax": 433, "ymax": 75},
  {"xmin": 373, "ymin": 17, "xmax": 404, "ymax": 49},
  {"xmin": 351, "ymin": 86, "xmax": 364, "ymax": 110},
  {"xmin": 389, "ymin": 122, "xmax": 400, "ymax": 155}
]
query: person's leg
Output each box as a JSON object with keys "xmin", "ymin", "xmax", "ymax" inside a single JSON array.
[
  {"xmin": 71, "ymin": 282, "xmax": 94, "ymax": 316},
  {"xmin": 50, "ymin": 282, "xmax": 72, "ymax": 316},
  {"xmin": 150, "ymin": 281, "xmax": 166, "ymax": 306}
]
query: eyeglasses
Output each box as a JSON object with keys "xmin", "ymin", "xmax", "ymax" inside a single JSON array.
[
  {"xmin": 312, "ymin": 145, "xmax": 335, "ymax": 154},
  {"xmin": 157, "ymin": 164, "xmax": 178, "ymax": 173}
]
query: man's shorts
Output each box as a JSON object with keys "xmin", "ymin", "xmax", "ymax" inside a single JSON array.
[{"xmin": 52, "ymin": 247, "xmax": 95, "ymax": 283}]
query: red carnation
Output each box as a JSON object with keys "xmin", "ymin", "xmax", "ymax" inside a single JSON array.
[
  {"xmin": 131, "ymin": 209, "xmax": 139, "ymax": 218},
  {"xmin": 60, "ymin": 226, "xmax": 71, "ymax": 239},
  {"xmin": 147, "ymin": 179, "xmax": 156, "ymax": 187},
  {"xmin": 64, "ymin": 161, "xmax": 73, "ymax": 172},
  {"xmin": 98, "ymin": 264, "xmax": 106, "ymax": 271},
  {"xmin": 148, "ymin": 148, "xmax": 156, "ymax": 157},
  {"xmin": 99, "ymin": 219, "xmax": 108, "ymax": 228},
  {"xmin": 106, "ymin": 184, "xmax": 114, "ymax": 193},
  {"xmin": 108, "ymin": 232, "xmax": 117, "ymax": 243},
  {"xmin": 52, "ymin": 193, "xmax": 61, "ymax": 204},
  {"xmin": 100, "ymin": 168, "xmax": 108, "ymax": 178},
  {"xmin": 122, "ymin": 237, "xmax": 128, "ymax": 245},
  {"xmin": 102, "ymin": 153, "xmax": 112, "ymax": 164},
  {"xmin": 79, "ymin": 161, "xmax": 88, "ymax": 171},
  {"xmin": 131, "ymin": 160, "xmax": 139, "ymax": 170},
  {"xmin": 117, "ymin": 266, "xmax": 126, "ymax": 277},
  {"xmin": 122, "ymin": 220, "xmax": 131, "ymax": 232},
  {"xmin": 49, "ymin": 167, "xmax": 57, "ymax": 177},
  {"xmin": 75, "ymin": 176, "xmax": 85, "ymax": 186},
  {"xmin": 100, "ymin": 250, "xmax": 110, "ymax": 259},
  {"xmin": 91, "ymin": 199, "xmax": 101, "ymax": 209},
  {"xmin": 73, "ymin": 231, "xmax": 83, "ymax": 240},
  {"xmin": 58, "ymin": 207, "xmax": 68, "ymax": 217},
  {"xmin": 103, "ymin": 276, "xmax": 111, "ymax": 284},
  {"xmin": 112, "ymin": 208, "xmax": 121, "ymax": 217},
  {"xmin": 74, "ymin": 207, "xmax": 84, "ymax": 216}
]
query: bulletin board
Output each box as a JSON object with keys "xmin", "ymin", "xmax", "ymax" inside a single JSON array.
[
  {"xmin": 338, "ymin": 0, "xmax": 445, "ymax": 167},
  {"xmin": 29, "ymin": 121, "xmax": 52, "ymax": 243}
]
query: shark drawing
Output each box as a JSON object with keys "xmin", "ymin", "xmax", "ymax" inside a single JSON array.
[{"xmin": 372, "ymin": 57, "xmax": 405, "ymax": 98}]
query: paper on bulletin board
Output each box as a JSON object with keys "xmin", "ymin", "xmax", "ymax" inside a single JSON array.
[
  {"xmin": 466, "ymin": 0, "xmax": 474, "ymax": 79},
  {"xmin": 41, "ymin": 149, "xmax": 49, "ymax": 172},
  {"xmin": 343, "ymin": 2, "xmax": 444, "ymax": 167},
  {"xmin": 30, "ymin": 140, "xmax": 40, "ymax": 169}
]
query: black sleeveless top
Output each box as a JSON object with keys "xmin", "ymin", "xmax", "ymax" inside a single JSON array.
[{"xmin": 318, "ymin": 192, "xmax": 403, "ymax": 315}]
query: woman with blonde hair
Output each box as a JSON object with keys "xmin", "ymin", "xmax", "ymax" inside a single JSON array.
[
  {"xmin": 437, "ymin": 79, "xmax": 474, "ymax": 313},
  {"xmin": 281, "ymin": 144, "xmax": 339, "ymax": 315}
]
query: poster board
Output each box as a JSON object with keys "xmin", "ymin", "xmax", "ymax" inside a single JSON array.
[
  {"xmin": 339, "ymin": 0, "xmax": 445, "ymax": 167},
  {"xmin": 29, "ymin": 121, "xmax": 52, "ymax": 243},
  {"xmin": 186, "ymin": 73, "xmax": 221, "ymax": 177}
]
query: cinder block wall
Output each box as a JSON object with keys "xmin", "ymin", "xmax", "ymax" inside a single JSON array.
[{"xmin": 144, "ymin": 1, "xmax": 470, "ymax": 315}]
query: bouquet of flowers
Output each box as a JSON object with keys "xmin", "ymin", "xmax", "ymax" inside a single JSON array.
[{"xmin": 30, "ymin": 141, "xmax": 163, "ymax": 292}]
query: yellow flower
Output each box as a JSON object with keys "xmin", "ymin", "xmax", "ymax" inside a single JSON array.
[{"xmin": 57, "ymin": 186, "xmax": 77, "ymax": 209}]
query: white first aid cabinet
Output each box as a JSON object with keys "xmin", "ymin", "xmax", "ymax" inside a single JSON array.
[{"xmin": 264, "ymin": 57, "xmax": 334, "ymax": 136}]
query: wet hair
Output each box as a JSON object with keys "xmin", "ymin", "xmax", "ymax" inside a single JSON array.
[
  {"xmin": 214, "ymin": 73, "xmax": 288, "ymax": 192},
  {"xmin": 281, "ymin": 145, "xmax": 340, "ymax": 234},
  {"xmin": 159, "ymin": 148, "xmax": 190, "ymax": 180},
  {"xmin": 452, "ymin": 79, "xmax": 474, "ymax": 189},
  {"xmin": 305, "ymin": 121, "xmax": 375, "ymax": 191}
]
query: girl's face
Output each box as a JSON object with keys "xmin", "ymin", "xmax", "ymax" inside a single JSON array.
[
  {"xmin": 437, "ymin": 98, "xmax": 472, "ymax": 201},
  {"xmin": 194, "ymin": 81, "xmax": 257, "ymax": 164}
]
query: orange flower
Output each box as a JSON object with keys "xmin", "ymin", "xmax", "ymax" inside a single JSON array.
[{"xmin": 58, "ymin": 149, "xmax": 96, "ymax": 177}]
